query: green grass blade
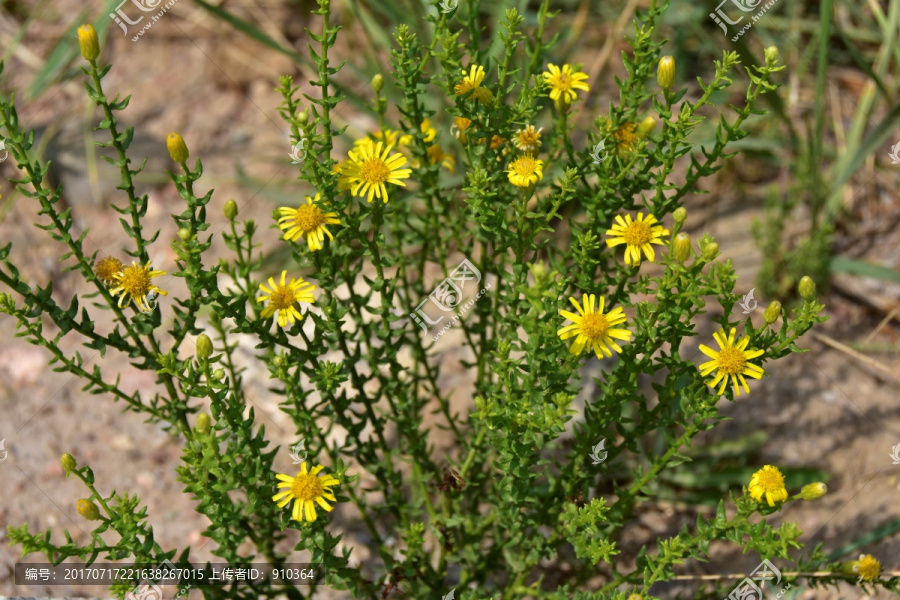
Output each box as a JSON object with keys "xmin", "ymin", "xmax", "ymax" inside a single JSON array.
[
  {"xmin": 830, "ymin": 256, "xmax": 900, "ymax": 284},
  {"xmin": 826, "ymin": 517, "xmax": 900, "ymax": 561}
]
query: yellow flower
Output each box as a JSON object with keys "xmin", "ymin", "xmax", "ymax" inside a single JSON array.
[
  {"xmin": 613, "ymin": 122, "xmax": 639, "ymax": 155},
  {"xmin": 354, "ymin": 129, "xmax": 411, "ymax": 149},
  {"xmin": 272, "ymin": 462, "xmax": 340, "ymax": 522},
  {"xmin": 748, "ymin": 465, "xmax": 788, "ymax": 507},
  {"xmin": 77, "ymin": 25, "xmax": 100, "ymax": 62},
  {"xmin": 332, "ymin": 161, "xmax": 352, "ymax": 191},
  {"xmin": 854, "ymin": 554, "xmax": 882, "ymax": 582},
  {"xmin": 513, "ymin": 126, "xmax": 542, "ymax": 153},
  {"xmin": 420, "ymin": 119, "xmax": 437, "ymax": 143},
  {"xmin": 698, "ymin": 328, "xmax": 765, "ymax": 396},
  {"xmin": 452, "ymin": 117, "xmax": 473, "ymax": 142},
  {"xmin": 278, "ymin": 193, "xmax": 341, "ymax": 251},
  {"xmin": 605, "ymin": 212, "xmax": 670, "ymax": 265},
  {"xmin": 94, "ymin": 256, "xmax": 124, "ymax": 286},
  {"xmin": 543, "ymin": 63, "xmax": 590, "ymax": 103},
  {"xmin": 506, "ymin": 155, "xmax": 543, "ymax": 187},
  {"xmin": 557, "ymin": 294, "xmax": 632, "ymax": 359},
  {"xmin": 426, "ymin": 145, "xmax": 456, "ymax": 172},
  {"xmin": 339, "ymin": 141, "xmax": 412, "ymax": 203},
  {"xmin": 109, "ymin": 261, "xmax": 168, "ymax": 312},
  {"xmin": 257, "ymin": 271, "xmax": 315, "ymax": 328},
  {"xmin": 455, "ymin": 65, "xmax": 493, "ymax": 104}
]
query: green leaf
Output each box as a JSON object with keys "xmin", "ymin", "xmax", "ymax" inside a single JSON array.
[{"xmin": 830, "ymin": 256, "xmax": 900, "ymax": 284}]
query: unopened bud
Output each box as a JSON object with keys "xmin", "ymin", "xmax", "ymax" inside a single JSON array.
[
  {"xmin": 636, "ymin": 115, "xmax": 656, "ymax": 138},
  {"xmin": 796, "ymin": 482, "xmax": 827, "ymax": 500},
  {"xmin": 224, "ymin": 199, "xmax": 238, "ymax": 220},
  {"xmin": 76, "ymin": 499, "xmax": 101, "ymax": 521},
  {"xmin": 701, "ymin": 241, "xmax": 719, "ymax": 261},
  {"xmin": 671, "ymin": 233, "xmax": 691, "ymax": 263},
  {"xmin": 177, "ymin": 228, "xmax": 192, "ymax": 241},
  {"xmin": 764, "ymin": 46, "xmax": 779, "ymax": 64},
  {"xmin": 657, "ymin": 56, "xmax": 675, "ymax": 91},
  {"xmin": 297, "ymin": 110, "xmax": 309, "ymax": 126},
  {"xmin": 371, "ymin": 74, "xmax": 384, "ymax": 92},
  {"xmin": 166, "ymin": 132, "xmax": 189, "ymax": 163},
  {"xmin": 61, "ymin": 453, "xmax": 77, "ymax": 475},
  {"xmin": 77, "ymin": 25, "xmax": 100, "ymax": 62},
  {"xmin": 798, "ymin": 276, "xmax": 816, "ymax": 299},
  {"xmin": 672, "ymin": 207, "xmax": 687, "ymax": 227},
  {"xmin": 212, "ymin": 368, "xmax": 226, "ymax": 381},
  {"xmin": 763, "ymin": 301, "xmax": 782, "ymax": 324},
  {"xmin": 196, "ymin": 334, "xmax": 213, "ymax": 359},
  {"xmin": 195, "ymin": 413, "xmax": 211, "ymax": 434}
]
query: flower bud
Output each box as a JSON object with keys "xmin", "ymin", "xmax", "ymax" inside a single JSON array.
[
  {"xmin": 77, "ymin": 25, "xmax": 100, "ymax": 62},
  {"xmin": 195, "ymin": 413, "xmax": 211, "ymax": 434},
  {"xmin": 297, "ymin": 110, "xmax": 309, "ymax": 126},
  {"xmin": 796, "ymin": 482, "xmax": 827, "ymax": 500},
  {"xmin": 657, "ymin": 56, "xmax": 675, "ymax": 91},
  {"xmin": 166, "ymin": 132, "xmax": 189, "ymax": 163},
  {"xmin": 672, "ymin": 207, "xmax": 687, "ymax": 227},
  {"xmin": 636, "ymin": 115, "xmax": 656, "ymax": 138},
  {"xmin": 177, "ymin": 228, "xmax": 192, "ymax": 241},
  {"xmin": 224, "ymin": 199, "xmax": 238, "ymax": 220},
  {"xmin": 701, "ymin": 241, "xmax": 719, "ymax": 261},
  {"xmin": 61, "ymin": 453, "xmax": 77, "ymax": 475},
  {"xmin": 763, "ymin": 301, "xmax": 782, "ymax": 324},
  {"xmin": 196, "ymin": 334, "xmax": 213, "ymax": 359},
  {"xmin": 764, "ymin": 46, "xmax": 779, "ymax": 64},
  {"xmin": 671, "ymin": 232, "xmax": 691, "ymax": 263},
  {"xmin": 76, "ymin": 499, "xmax": 101, "ymax": 521},
  {"xmin": 212, "ymin": 368, "xmax": 226, "ymax": 381},
  {"xmin": 371, "ymin": 74, "xmax": 384, "ymax": 92},
  {"xmin": 798, "ymin": 276, "xmax": 816, "ymax": 299}
]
